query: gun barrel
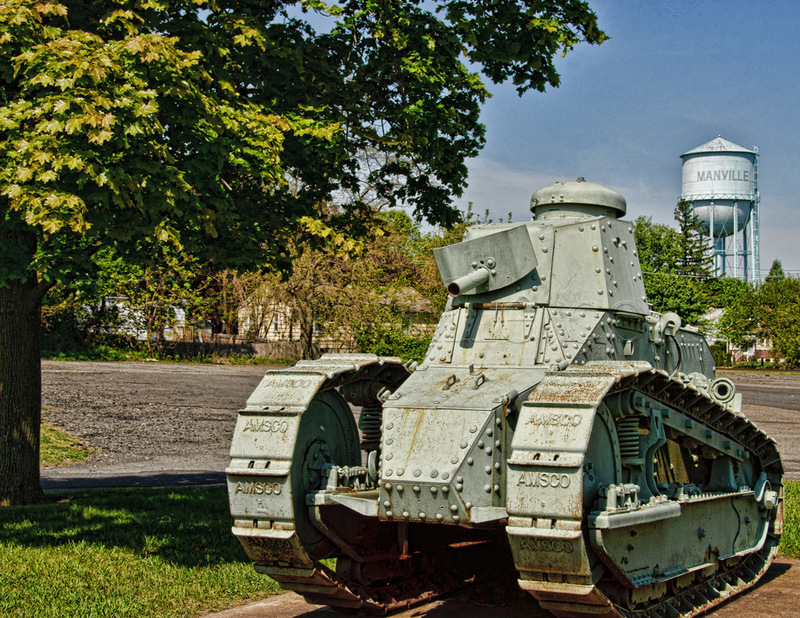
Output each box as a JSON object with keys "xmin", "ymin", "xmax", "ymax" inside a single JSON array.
[{"xmin": 447, "ymin": 268, "xmax": 491, "ymax": 297}]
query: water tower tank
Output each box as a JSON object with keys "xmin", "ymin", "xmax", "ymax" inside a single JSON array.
[
  {"xmin": 679, "ymin": 136, "xmax": 759, "ymax": 282},
  {"xmin": 680, "ymin": 137, "xmax": 756, "ymax": 236}
]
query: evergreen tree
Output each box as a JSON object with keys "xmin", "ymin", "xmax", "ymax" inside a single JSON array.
[
  {"xmin": 765, "ymin": 259, "xmax": 786, "ymax": 282},
  {"xmin": 673, "ymin": 199, "xmax": 713, "ymax": 279}
]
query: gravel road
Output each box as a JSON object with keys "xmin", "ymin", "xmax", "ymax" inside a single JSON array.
[
  {"xmin": 40, "ymin": 360, "xmax": 268, "ymax": 489},
  {"xmin": 40, "ymin": 361, "xmax": 800, "ymax": 487}
]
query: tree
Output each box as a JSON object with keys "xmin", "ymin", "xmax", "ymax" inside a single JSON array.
[
  {"xmin": 764, "ymin": 259, "xmax": 786, "ymax": 283},
  {"xmin": 642, "ymin": 272, "xmax": 708, "ymax": 326},
  {"xmin": 634, "ymin": 205, "xmax": 715, "ymax": 326},
  {"xmin": 757, "ymin": 261, "xmax": 800, "ymax": 366},
  {"xmin": 718, "ymin": 260, "xmax": 800, "ymax": 367},
  {"xmin": 238, "ymin": 201, "xmax": 506, "ymax": 361},
  {"xmin": 633, "ymin": 216, "xmax": 681, "ymax": 275},
  {"xmin": 252, "ymin": 210, "xmax": 440, "ymax": 360},
  {"xmin": 1, "ymin": 1, "xmax": 300, "ymax": 504},
  {"xmin": 673, "ymin": 199, "xmax": 713, "ymax": 279},
  {"xmin": 703, "ymin": 276, "xmax": 749, "ymax": 309},
  {"xmin": 1, "ymin": 0, "xmax": 605, "ymax": 504},
  {"xmin": 718, "ymin": 283, "xmax": 758, "ymax": 350},
  {"xmin": 94, "ymin": 247, "xmax": 207, "ymax": 353},
  {"xmin": 633, "ymin": 216, "xmax": 706, "ymax": 324}
]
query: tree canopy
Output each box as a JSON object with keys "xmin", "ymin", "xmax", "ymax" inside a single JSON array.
[
  {"xmin": 633, "ymin": 214, "xmax": 707, "ymax": 325},
  {"xmin": 2, "ymin": 0, "xmax": 607, "ymax": 289},
  {"xmin": 634, "ymin": 210, "xmax": 798, "ymax": 367},
  {"xmin": 719, "ymin": 260, "xmax": 800, "ymax": 366}
]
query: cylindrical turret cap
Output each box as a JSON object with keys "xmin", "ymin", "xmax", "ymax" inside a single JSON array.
[{"xmin": 530, "ymin": 177, "xmax": 627, "ymax": 219}]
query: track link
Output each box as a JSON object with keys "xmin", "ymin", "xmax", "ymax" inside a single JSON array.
[{"xmin": 264, "ymin": 543, "xmax": 492, "ymax": 615}]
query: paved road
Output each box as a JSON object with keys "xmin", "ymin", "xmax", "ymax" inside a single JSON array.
[
  {"xmin": 40, "ymin": 360, "xmax": 267, "ymax": 491},
  {"xmin": 40, "ymin": 365, "xmax": 800, "ymax": 489},
  {"xmin": 203, "ymin": 557, "xmax": 800, "ymax": 618},
  {"xmin": 41, "ymin": 470, "xmax": 226, "ymax": 491}
]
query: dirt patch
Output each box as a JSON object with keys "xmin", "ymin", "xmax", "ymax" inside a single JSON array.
[{"xmin": 41, "ymin": 360, "xmax": 268, "ymax": 480}]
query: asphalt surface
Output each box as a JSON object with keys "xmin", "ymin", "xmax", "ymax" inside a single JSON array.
[
  {"xmin": 40, "ymin": 360, "xmax": 267, "ymax": 491},
  {"xmin": 39, "ymin": 364, "xmax": 800, "ymax": 490},
  {"xmin": 199, "ymin": 558, "xmax": 800, "ymax": 618},
  {"xmin": 41, "ymin": 470, "xmax": 226, "ymax": 491}
]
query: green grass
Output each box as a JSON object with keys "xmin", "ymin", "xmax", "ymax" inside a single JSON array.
[
  {"xmin": 1, "ymin": 478, "xmax": 796, "ymax": 617},
  {"xmin": 40, "ymin": 423, "xmax": 93, "ymax": 468},
  {"xmin": 0, "ymin": 486, "xmax": 279, "ymax": 617},
  {"xmin": 780, "ymin": 480, "xmax": 800, "ymax": 558},
  {"xmin": 42, "ymin": 345, "xmax": 294, "ymax": 366}
]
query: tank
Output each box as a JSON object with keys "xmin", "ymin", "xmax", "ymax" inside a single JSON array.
[{"xmin": 227, "ymin": 178, "xmax": 782, "ymax": 617}]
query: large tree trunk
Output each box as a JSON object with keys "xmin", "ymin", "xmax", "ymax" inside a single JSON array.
[{"xmin": 0, "ymin": 277, "xmax": 47, "ymax": 505}]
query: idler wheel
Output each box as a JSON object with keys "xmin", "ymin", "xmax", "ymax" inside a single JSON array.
[{"xmin": 291, "ymin": 389, "xmax": 360, "ymax": 559}]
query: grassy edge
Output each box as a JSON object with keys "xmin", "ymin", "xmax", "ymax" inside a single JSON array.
[
  {"xmin": 41, "ymin": 346, "xmax": 295, "ymax": 366},
  {"xmin": 780, "ymin": 480, "xmax": 800, "ymax": 558},
  {"xmin": 40, "ymin": 422, "xmax": 94, "ymax": 468}
]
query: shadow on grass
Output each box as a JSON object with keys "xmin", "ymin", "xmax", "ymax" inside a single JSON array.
[
  {"xmin": 0, "ymin": 485, "xmax": 248, "ymax": 568},
  {"xmin": 40, "ymin": 470, "xmax": 226, "ymax": 491}
]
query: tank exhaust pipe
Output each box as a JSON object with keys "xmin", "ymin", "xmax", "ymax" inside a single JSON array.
[{"xmin": 448, "ymin": 267, "xmax": 490, "ymax": 296}]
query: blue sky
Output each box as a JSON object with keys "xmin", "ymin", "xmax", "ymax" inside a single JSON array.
[{"xmin": 454, "ymin": 0, "xmax": 800, "ymax": 276}]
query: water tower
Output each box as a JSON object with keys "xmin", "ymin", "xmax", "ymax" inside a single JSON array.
[{"xmin": 680, "ymin": 137, "xmax": 760, "ymax": 283}]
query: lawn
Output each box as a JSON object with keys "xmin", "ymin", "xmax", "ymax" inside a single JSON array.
[
  {"xmin": 0, "ymin": 486, "xmax": 279, "ymax": 618},
  {"xmin": 779, "ymin": 480, "xmax": 800, "ymax": 558},
  {"xmin": 0, "ymin": 476, "xmax": 794, "ymax": 617}
]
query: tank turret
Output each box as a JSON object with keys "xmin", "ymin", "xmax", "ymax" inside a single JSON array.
[{"xmin": 227, "ymin": 179, "xmax": 782, "ymax": 618}]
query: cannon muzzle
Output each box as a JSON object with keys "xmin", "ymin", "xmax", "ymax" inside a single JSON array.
[{"xmin": 447, "ymin": 267, "xmax": 490, "ymax": 297}]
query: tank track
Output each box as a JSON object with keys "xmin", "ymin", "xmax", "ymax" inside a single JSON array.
[
  {"xmin": 229, "ymin": 354, "xmax": 501, "ymax": 615},
  {"xmin": 509, "ymin": 361, "xmax": 783, "ymax": 618},
  {"xmin": 263, "ymin": 538, "xmax": 508, "ymax": 615}
]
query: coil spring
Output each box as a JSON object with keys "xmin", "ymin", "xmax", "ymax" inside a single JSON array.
[
  {"xmin": 617, "ymin": 416, "xmax": 640, "ymax": 460},
  {"xmin": 359, "ymin": 404, "xmax": 383, "ymax": 452}
]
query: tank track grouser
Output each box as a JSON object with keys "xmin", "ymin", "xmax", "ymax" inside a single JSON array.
[{"xmin": 227, "ymin": 178, "xmax": 782, "ymax": 617}]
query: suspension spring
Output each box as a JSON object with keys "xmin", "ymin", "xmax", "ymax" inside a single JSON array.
[
  {"xmin": 617, "ymin": 416, "xmax": 641, "ymax": 462},
  {"xmin": 359, "ymin": 404, "xmax": 383, "ymax": 452}
]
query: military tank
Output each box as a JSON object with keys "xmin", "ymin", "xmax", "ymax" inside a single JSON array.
[{"xmin": 227, "ymin": 178, "xmax": 782, "ymax": 617}]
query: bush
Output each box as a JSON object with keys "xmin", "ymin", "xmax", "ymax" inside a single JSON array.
[
  {"xmin": 710, "ymin": 341, "xmax": 731, "ymax": 367},
  {"xmin": 354, "ymin": 323, "xmax": 431, "ymax": 363}
]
